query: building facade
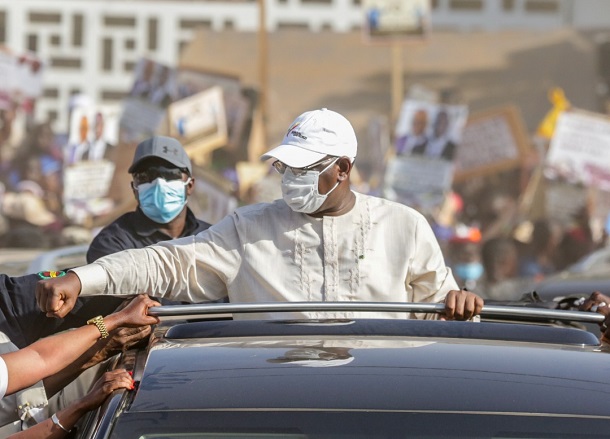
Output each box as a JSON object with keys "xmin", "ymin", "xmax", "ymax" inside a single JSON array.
[{"xmin": 0, "ymin": 0, "xmax": 608, "ymax": 131}]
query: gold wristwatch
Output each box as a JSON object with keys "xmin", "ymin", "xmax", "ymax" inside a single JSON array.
[{"xmin": 87, "ymin": 315, "xmax": 109, "ymax": 339}]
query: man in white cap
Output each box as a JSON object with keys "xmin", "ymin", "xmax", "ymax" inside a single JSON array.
[{"xmin": 36, "ymin": 108, "xmax": 482, "ymax": 321}]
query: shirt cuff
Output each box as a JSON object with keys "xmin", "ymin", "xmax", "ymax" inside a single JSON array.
[{"xmin": 70, "ymin": 264, "xmax": 107, "ymax": 296}]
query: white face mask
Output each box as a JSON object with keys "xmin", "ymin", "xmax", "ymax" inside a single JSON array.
[{"xmin": 281, "ymin": 158, "xmax": 339, "ymax": 213}]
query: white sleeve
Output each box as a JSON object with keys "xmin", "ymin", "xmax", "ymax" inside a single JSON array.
[{"xmin": 0, "ymin": 356, "xmax": 8, "ymax": 399}]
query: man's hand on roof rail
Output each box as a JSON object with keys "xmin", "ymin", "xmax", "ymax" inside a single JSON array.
[
  {"xmin": 441, "ymin": 289, "xmax": 484, "ymax": 321},
  {"xmin": 579, "ymin": 291, "xmax": 610, "ymax": 341}
]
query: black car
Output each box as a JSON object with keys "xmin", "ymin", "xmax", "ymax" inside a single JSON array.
[{"xmin": 77, "ymin": 302, "xmax": 610, "ymax": 438}]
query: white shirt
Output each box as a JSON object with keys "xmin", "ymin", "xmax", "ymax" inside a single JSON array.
[
  {"xmin": 74, "ymin": 192, "xmax": 458, "ymax": 319},
  {"xmin": 425, "ymin": 136, "xmax": 449, "ymax": 159},
  {"xmin": 0, "ymin": 357, "xmax": 6, "ymax": 400}
]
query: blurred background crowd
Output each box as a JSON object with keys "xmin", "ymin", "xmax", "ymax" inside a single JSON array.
[{"xmin": 2, "ymin": 0, "xmax": 610, "ymax": 302}]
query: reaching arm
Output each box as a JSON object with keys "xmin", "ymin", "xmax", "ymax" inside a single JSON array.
[
  {"xmin": 3, "ymin": 295, "xmax": 158, "ymax": 396},
  {"xmin": 8, "ymin": 369, "xmax": 134, "ymax": 439}
]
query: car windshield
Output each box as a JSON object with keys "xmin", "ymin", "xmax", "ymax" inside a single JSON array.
[{"xmin": 115, "ymin": 412, "xmax": 609, "ymax": 438}]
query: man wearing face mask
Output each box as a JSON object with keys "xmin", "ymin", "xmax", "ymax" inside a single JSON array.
[
  {"xmin": 38, "ymin": 108, "xmax": 483, "ymax": 322},
  {"xmin": 86, "ymin": 135, "xmax": 211, "ymax": 263}
]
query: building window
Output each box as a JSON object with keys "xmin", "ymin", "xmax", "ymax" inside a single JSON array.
[
  {"xmin": 0, "ymin": 11, "xmax": 6, "ymax": 43},
  {"xmin": 72, "ymin": 14, "xmax": 83, "ymax": 47},
  {"xmin": 124, "ymin": 39, "xmax": 135, "ymax": 50},
  {"xmin": 277, "ymin": 22, "xmax": 309, "ymax": 30},
  {"xmin": 103, "ymin": 16, "xmax": 136, "ymax": 27},
  {"xmin": 525, "ymin": 0, "xmax": 558, "ymax": 12},
  {"xmin": 102, "ymin": 38, "xmax": 113, "ymax": 71},
  {"xmin": 503, "ymin": 0, "xmax": 515, "ymax": 10},
  {"xmin": 180, "ymin": 19, "xmax": 212, "ymax": 30},
  {"xmin": 178, "ymin": 40, "xmax": 189, "ymax": 55},
  {"xmin": 27, "ymin": 34, "xmax": 38, "ymax": 53},
  {"xmin": 100, "ymin": 90, "xmax": 126, "ymax": 101},
  {"xmin": 449, "ymin": 0, "xmax": 483, "ymax": 10},
  {"xmin": 124, "ymin": 60, "xmax": 136, "ymax": 72},
  {"xmin": 148, "ymin": 18, "xmax": 158, "ymax": 51},
  {"xmin": 29, "ymin": 12, "xmax": 61, "ymax": 24},
  {"xmin": 50, "ymin": 34, "xmax": 61, "ymax": 46},
  {"xmin": 70, "ymin": 88, "xmax": 81, "ymax": 96},
  {"xmin": 47, "ymin": 110, "xmax": 58, "ymax": 122},
  {"xmin": 50, "ymin": 57, "xmax": 81, "ymax": 68},
  {"xmin": 43, "ymin": 88, "xmax": 59, "ymax": 98}
]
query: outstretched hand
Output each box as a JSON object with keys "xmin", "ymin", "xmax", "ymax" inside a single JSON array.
[{"xmin": 442, "ymin": 289, "xmax": 484, "ymax": 321}]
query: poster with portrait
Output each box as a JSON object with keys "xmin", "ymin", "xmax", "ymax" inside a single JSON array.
[
  {"xmin": 387, "ymin": 100, "xmax": 467, "ymax": 212},
  {"xmin": 453, "ymin": 105, "xmax": 530, "ymax": 183},
  {"xmin": 393, "ymin": 100, "xmax": 468, "ymax": 162},
  {"xmin": 66, "ymin": 105, "xmax": 119, "ymax": 165},
  {"xmin": 63, "ymin": 105, "xmax": 120, "ymax": 223},
  {"xmin": 363, "ymin": 0, "xmax": 431, "ymax": 42}
]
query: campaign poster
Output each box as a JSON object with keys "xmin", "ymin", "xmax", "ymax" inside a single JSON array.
[
  {"xmin": 63, "ymin": 104, "xmax": 120, "ymax": 224},
  {"xmin": 394, "ymin": 100, "xmax": 468, "ymax": 162},
  {"xmin": 545, "ymin": 109, "xmax": 610, "ymax": 191},
  {"xmin": 167, "ymin": 86, "xmax": 228, "ymax": 160},
  {"xmin": 454, "ymin": 105, "xmax": 530, "ymax": 183},
  {"xmin": 363, "ymin": 0, "xmax": 431, "ymax": 42},
  {"xmin": 382, "ymin": 155, "xmax": 454, "ymax": 213},
  {"xmin": 66, "ymin": 105, "xmax": 119, "ymax": 165},
  {"xmin": 175, "ymin": 68, "xmax": 252, "ymax": 160}
]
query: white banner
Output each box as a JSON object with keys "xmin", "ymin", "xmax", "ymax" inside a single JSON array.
[{"xmin": 545, "ymin": 110, "xmax": 610, "ymax": 190}]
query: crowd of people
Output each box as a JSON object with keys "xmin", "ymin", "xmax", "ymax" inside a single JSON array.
[{"xmin": 0, "ymin": 107, "xmax": 610, "ymax": 437}]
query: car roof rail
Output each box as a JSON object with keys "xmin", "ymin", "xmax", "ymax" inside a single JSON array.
[{"xmin": 148, "ymin": 301, "xmax": 605, "ymax": 324}]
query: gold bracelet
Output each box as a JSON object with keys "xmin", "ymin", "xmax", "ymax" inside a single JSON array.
[{"xmin": 86, "ymin": 315, "xmax": 109, "ymax": 339}]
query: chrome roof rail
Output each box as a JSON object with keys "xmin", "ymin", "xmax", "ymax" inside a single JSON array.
[{"xmin": 148, "ymin": 302, "xmax": 605, "ymax": 324}]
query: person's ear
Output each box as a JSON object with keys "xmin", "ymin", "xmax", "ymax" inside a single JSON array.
[
  {"xmin": 186, "ymin": 177, "xmax": 195, "ymax": 196},
  {"xmin": 131, "ymin": 181, "xmax": 139, "ymax": 202},
  {"xmin": 337, "ymin": 157, "xmax": 352, "ymax": 182}
]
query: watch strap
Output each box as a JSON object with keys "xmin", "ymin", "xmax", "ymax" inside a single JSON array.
[{"xmin": 86, "ymin": 315, "xmax": 109, "ymax": 339}]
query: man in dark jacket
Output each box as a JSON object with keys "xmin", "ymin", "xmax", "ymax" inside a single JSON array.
[{"xmin": 87, "ymin": 135, "xmax": 211, "ymax": 263}]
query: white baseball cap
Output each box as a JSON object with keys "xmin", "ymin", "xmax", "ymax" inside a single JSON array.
[{"xmin": 261, "ymin": 108, "xmax": 357, "ymax": 168}]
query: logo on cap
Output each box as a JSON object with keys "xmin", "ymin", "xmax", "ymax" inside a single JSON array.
[
  {"xmin": 163, "ymin": 145, "xmax": 179, "ymax": 156},
  {"xmin": 287, "ymin": 122, "xmax": 307, "ymax": 140}
]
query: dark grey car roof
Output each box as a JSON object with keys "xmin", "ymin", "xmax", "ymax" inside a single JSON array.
[{"xmin": 129, "ymin": 319, "xmax": 609, "ymax": 418}]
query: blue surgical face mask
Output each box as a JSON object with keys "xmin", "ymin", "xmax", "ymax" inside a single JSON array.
[
  {"xmin": 454, "ymin": 262, "xmax": 484, "ymax": 281},
  {"xmin": 137, "ymin": 177, "xmax": 190, "ymax": 224}
]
